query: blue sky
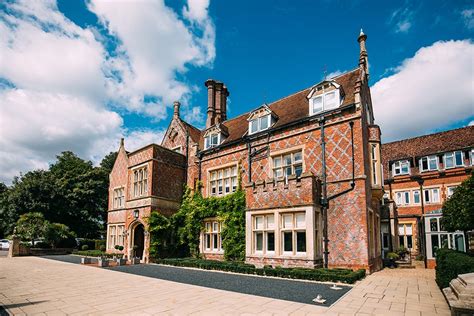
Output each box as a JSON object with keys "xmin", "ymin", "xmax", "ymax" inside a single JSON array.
[{"xmin": 0, "ymin": 0, "xmax": 473, "ymax": 183}]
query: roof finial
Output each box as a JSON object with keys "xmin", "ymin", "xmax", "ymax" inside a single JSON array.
[
  {"xmin": 323, "ymin": 64, "xmax": 328, "ymax": 80},
  {"xmin": 120, "ymin": 137, "xmax": 124, "ymax": 149},
  {"xmin": 359, "ymin": 28, "xmax": 365, "ymax": 37}
]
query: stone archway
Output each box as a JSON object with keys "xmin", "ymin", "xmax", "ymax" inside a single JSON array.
[{"xmin": 132, "ymin": 223, "xmax": 145, "ymax": 260}]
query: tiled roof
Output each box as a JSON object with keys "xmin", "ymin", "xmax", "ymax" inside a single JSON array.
[
  {"xmin": 194, "ymin": 68, "xmax": 362, "ymax": 149},
  {"xmin": 382, "ymin": 126, "xmax": 474, "ymax": 164},
  {"xmin": 181, "ymin": 120, "xmax": 202, "ymax": 144},
  {"xmin": 381, "ymin": 126, "xmax": 474, "ymax": 179}
]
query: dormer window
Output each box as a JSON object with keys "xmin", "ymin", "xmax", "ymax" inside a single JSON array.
[
  {"xmin": 392, "ymin": 160, "xmax": 410, "ymax": 176},
  {"xmin": 307, "ymin": 81, "xmax": 342, "ymax": 116},
  {"xmin": 249, "ymin": 115, "xmax": 271, "ymax": 134},
  {"xmin": 419, "ymin": 155, "xmax": 438, "ymax": 172},
  {"xmin": 247, "ymin": 105, "xmax": 276, "ymax": 135},
  {"xmin": 204, "ymin": 133, "xmax": 220, "ymax": 149},
  {"xmin": 444, "ymin": 151, "xmax": 463, "ymax": 169}
]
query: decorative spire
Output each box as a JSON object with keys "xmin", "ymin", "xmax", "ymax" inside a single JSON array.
[
  {"xmin": 120, "ymin": 137, "xmax": 124, "ymax": 148},
  {"xmin": 173, "ymin": 101, "xmax": 180, "ymax": 118},
  {"xmin": 357, "ymin": 28, "xmax": 369, "ymax": 80}
]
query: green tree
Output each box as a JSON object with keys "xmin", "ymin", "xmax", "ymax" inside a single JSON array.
[
  {"xmin": 441, "ymin": 175, "xmax": 474, "ymax": 251},
  {"xmin": 16, "ymin": 212, "xmax": 48, "ymax": 245},
  {"xmin": 44, "ymin": 223, "xmax": 76, "ymax": 248},
  {"xmin": 100, "ymin": 151, "xmax": 118, "ymax": 174}
]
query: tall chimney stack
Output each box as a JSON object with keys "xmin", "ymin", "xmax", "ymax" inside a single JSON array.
[
  {"xmin": 205, "ymin": 79, "xmax": 229, "ymax": 128},
  {"xmin": 205, "ymin": 79, "xmax": 216, "ymax": 128},
  {"xmin": 173, "ymin": 101, "xmax": 180, "ymax": 118},
  {"xmin": 357, "ymin": 29, "xmax": 369, "ymax": 80}
]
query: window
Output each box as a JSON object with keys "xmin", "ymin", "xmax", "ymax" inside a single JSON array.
[
  {"xmin": 310, "ymin": 90, "xmax": 340, "ymax": 115},
  {"xmin": 398, "ymin": 224, "xmax": 413, "ymax": 249},
  {"xmin": 172, "ymin": 146, "xmax": 182, "ymax": 153},
  {"xmin": 249, "ymin": 115, "xmax": 271, "ymax": 135},
  {"xmin": 392, "ymin": 160, "xmax": 410, "ymax": 176},
  {"xmin": 395, "ymin": 191, "xmax": 411, "ymax": 206},
  {"xmin": 371, "ymin": 144, "xmax": 379, "ymax": 185},
  {"xmin": 419, "ymin": 156, "xmax": 438, "ymax": 172},
  {"xmin": 413, "ymin": 190, "xmax": 420, "ymax": 204},
  {"xmin": 444, "ymin": 151, "xmax": 464, "ymax": 169},
  {"xmin": 209, "ymin": 165, "xmax": 238, "ymax": 196},
  {"xmin": 253, "ymin": 214, "xmax": 275, "ymax": 254},
  {"xmin": 447, "ymin": 186, "xmax": 457, "ymax": 198},
  {"xmin": 113, "ymin": 187, "xmax": 125, "ymax": 209},
  {"xmin": 281, "ymin": 212, "xmax": 306, "ymax": 255},
  {"xmin": 204, "ymin": 133, "xmax": 220, "ymax": 149},
  {"xmin": 427, "ymin": 215, "xmax": 466, "ymax": 259},
  {"xmin": 133, "ymin": 167, "xmax": 148, "ymax": 197},
  {"xmin": 470, "ymin": 149, "xmax": 474, "ymax": 165},
  {"xmin": 203, "ymin": 221, "xmax": 221, "ymax": 252},
  {"xmin": 424, "ymin": 187, "xmax": 440, "ymax": 204},
  {"xmin": 272, "ymin": 151, "xmax": 303, "ymax": 179},
  {"xmin": 108, "ymin": 224, "xmax": 125, "ymax": 250}
]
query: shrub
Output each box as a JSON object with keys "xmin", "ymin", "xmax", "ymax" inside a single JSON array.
[
  {"xmin": 99, "ymin": 245, "xmax": 106, "ymax": 252},
  {"xmin": 115, "ymin": 245, "xmax": 120, "ymax": 250},
  {"xmin": 94, "ymin": 239, "xmax": 106, "ymax": 251},
  {"xmin": 81, "ymin": 244, "xmax": 89, "ymax": 251},
  {"xmin": 435, "ymin": 248, "xmax": 474, "ymax": 289},
  {"xmin": 34, "ymin": 241, "xmax": 51, "ymax": 249},
  {"xmin": 75, "ymin": 250, "xmax": 114, "ymax": 258},
  {"xmin": 153, "ymin": 258, "xmax": 365, "ymax": 284},
  {"xmin": 118, "ymin": 245, "xmax": 124, "ymax": 251},
  {"xmin": 387, "ymin": 252, "xmax": 399, "ymax": 260}
]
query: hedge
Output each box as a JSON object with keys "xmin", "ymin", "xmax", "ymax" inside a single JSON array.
[
  {"xmin": 154, "ymin": 258, "xmax": 366, "ymax": 284},
  {"xmin": 74, "ymin": 250, "xmax": 120, "ymax": 258},
  {"xmin": 436, "ymin": 248, "xmax": 474, "ymax": 289},
  {"xmin": 77, "ymin": 239, "xmax": 106, "ymax": 250}
]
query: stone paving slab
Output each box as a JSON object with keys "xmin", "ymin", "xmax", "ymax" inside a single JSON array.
[{"xmin": 0, "ymin": 256, "xmax": 451, "ymax": 315}]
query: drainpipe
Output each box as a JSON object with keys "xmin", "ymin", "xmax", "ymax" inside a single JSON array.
[{"xmin": 247, "ymin": 140, "xmax": 252, "ymax": 183}]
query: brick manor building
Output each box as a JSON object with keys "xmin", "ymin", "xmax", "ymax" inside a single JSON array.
[
  {"xmin": 106, "ymin": 30, "xmax": 384, "ymax": 272},
  {"xmin": 381, "ymin": 126, "xmax": 474, "ymax": 268}
]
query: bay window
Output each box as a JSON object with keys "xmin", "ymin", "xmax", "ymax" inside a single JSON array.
[
  {"xmin": 253, "ymin": 214, "xmax": 275, "ymax": 254},
  {"xmin": 281, "ymin": 212, "xmax": 306, "ymax": 255}
]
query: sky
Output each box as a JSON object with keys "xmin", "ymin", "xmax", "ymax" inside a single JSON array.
[{"xmin": 0, "ymin": 0, "xmax": 473, "ymax": 184}]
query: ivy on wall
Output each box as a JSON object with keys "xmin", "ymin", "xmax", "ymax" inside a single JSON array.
[{"xmin": 148, "ymin": 184, "xmax": 246, "ymax": 261}]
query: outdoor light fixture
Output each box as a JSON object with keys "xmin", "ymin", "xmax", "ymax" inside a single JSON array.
[{"xmin": 134, "ymin": 209, "xmax": 139, "ymax": 219}]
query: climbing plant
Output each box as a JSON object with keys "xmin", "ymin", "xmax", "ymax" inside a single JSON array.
[{"xmin": 148, "ymin": 184, "xmax": 246, "ymax": 261}]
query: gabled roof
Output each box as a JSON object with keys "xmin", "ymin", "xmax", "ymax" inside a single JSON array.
[
  {"xmin": 382, "ymin": 126, "xmax": 474, "ymax": 165},
  {"xmin": 181, "ymin": 119, "xmax": 202, "ymax": 144},
  {"xmin": 199, "ymin": 68, "xmax": 361, "ymax": 149}
]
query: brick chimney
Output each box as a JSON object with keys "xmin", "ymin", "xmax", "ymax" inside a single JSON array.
[
  {"xmin": 357, "ymin": 29, "xmax": 369, "ymax": 80},
  {"xmin": 205, "ymin": 79, "xmax": 229, "ymax": 128}
]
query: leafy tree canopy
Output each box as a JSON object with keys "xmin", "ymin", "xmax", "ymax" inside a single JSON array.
[
  {"xmin": 15, "ymin": 212, "xmax": 48, "ymax": 245},
  {"xmin": 441, "ymin": 175, "xmax": 474, "ymax": 233}
]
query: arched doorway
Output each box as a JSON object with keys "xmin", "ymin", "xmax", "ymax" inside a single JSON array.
[{"xmin": 133, "ymin": 224, "xmax": 145, "ymax": 259}]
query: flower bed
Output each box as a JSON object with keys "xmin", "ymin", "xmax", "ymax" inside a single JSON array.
[{"xmin": 154, "ymin": 258, "xmax": 365, "ymax": 284}]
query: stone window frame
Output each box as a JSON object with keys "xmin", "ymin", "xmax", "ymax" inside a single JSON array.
[
  {"xmin": 203, "ymin": 219, "xmax": 222, "ymax": 253},
  {"xmin": 370, "ymin": 143, "xmax": 381, "ymax": 186},
  {"xmin": 269, "ymin": 145, "xmax": 305, "ymax": 181},
  {"xmin": 112, "ymin": 186, "xmax": 125, "ymax": 209},
  {"xmin": 132, "ymin": 165, "xmax": 148, "ymax": 198},
  {"xmin": 252, "ymin": 214, "xmax": 275, "ymax": 255},
  {"xmin": 207, "ymin": 162, "xmax": 238, "ymax": 197},
  {"xmin": 280, "ymin": 212, "xmax": 307, "ymax": 256},
  {"xmin": 107, "ymin": 224, "xmax": 125, "ymax": 250}
]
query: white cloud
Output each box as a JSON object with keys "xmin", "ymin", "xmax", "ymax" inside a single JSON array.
[
  {"xmin": 183, "ymin": 106, "xmax": 205, "ymax": 125},
  {"xmin": 461, "ymin": 9, "xmax": 474, "ymax": 30},
  {"xmin": 389, "ymin": 6, "xmax": 414, "ymax": 33},
  {"xmin": 468, "ymin": 120, "xmax": 474, "ymax": 127},
  {"xmin": 371, "ymin": 40, "xmax": 474, "ymax": 142},
  {"xmin": 0, "ymin": 0, "xmax": 216, "ymax": 184},
  {"xmin": 88, "ymin": 0, "xmax": 215, "ymax": 115}
]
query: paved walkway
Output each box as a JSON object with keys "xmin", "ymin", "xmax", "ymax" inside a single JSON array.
[{"xmin": 0, "ymin": 256, "xmax": 450, "ymax": 315}]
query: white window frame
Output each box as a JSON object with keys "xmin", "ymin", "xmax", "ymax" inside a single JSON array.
[
  {"xmin": 309, "ymin": 90, "xmax": 340, "ymax": 115},
  {"xmin": 395, "ymin": 191, "xmax": 411, "ymax": 206},
  {"xmin": 204, "ymin": 133, "xmax": 221, "ymax": 149},
  {"xmin": 419, "ymin": 155, "xmax": 439, "ymax": 172},
  {"xmin": 113, "ymin": 187, "xmax": 125, "ymax": 209},
  {"xmin": 447, "ymin": 186, "xmax": 458, "ymax": 199},
  {"xmin": 272, "ymin": 150, "xmax": 303, "ymax": 180},
  {"xmin": 133, "ymin": 167, "xmax": 148, "ymax": 198},
  {"xmin": 398, "ymin": 223, "xmax": 414, "ymax": 250},
  {"xmin": 371, "ymin": 144, "xmax": 378, "ymax": 185},
  {"xmin": 203, "ymin": 220, "xmax": 222, "ymax": 253},
  {"xmin": 392, "ymin": 160, "xmax": 410, "ymax": 176},
  {"xmin": 209, "ymin": 165, "xmax": 238, "ymax": 197},
  {"xmin": 470, "ymin": 149, "xmax": 474, "ymax": 166},
  {"xmin": 252, "ymin": 214, "xmax": 275, "ymax": 255},
  {"xmin": 413, "ymin": 190, "xmax": 421, "ymax": 204},
  {"xmin": 281, "ymin": 212, "xmax": 306, "ymax": 256},
  {"xmin": 248, "ymin": 114, "xmax": 271, "ymax": 135},
  {"xmin": 423, "ymin": 187, "xmax": 440, "ymax": 204},
  {"xmin": 444, "ymin": 151, "xmax": 464, "ymax": 169}
]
